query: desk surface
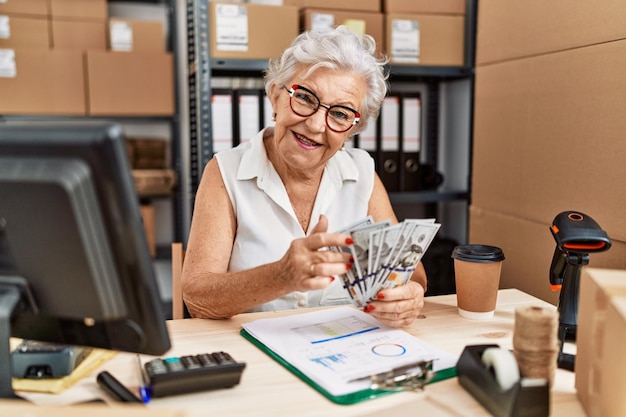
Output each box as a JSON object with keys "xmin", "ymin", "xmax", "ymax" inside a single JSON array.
[{"xmin": 11, "ymin": 289, "xmax": 587, "ymax": 417}]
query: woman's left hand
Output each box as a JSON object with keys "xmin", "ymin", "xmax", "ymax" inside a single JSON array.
[{"xmin": 363, "ymin": 281, "xmax": 425, "ymax": 327}]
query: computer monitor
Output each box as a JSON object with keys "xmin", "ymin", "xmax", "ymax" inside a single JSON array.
[{"xmin": 0, "ymin": 121, "xmax": 171, "ymax": 398}]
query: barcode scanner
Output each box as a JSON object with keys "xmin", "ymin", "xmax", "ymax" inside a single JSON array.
[{"xmin": 549, "ymin": 211, "xmax": 611, "ymax": 371}]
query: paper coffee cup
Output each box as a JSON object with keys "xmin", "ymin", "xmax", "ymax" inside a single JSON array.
[{"xmin": 452, "ymin": 245, "xmax": 505, "ymax": 319}]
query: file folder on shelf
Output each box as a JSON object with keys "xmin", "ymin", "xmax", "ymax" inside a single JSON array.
[
  {"xmin": 263, "ymin": 95, "xmax": 274, "ymax": 128},
  {"xmin": 234, "ymin": 89, "xmax": 264, "ymax": 145},
  {"xmin": 400, "ymin": 93, "xmax": 422, "ymax": 191},
  {"xmin": 380, "ymin": 95, "xmax": 400, "ymax": 192},
  {"xmin": 240, "ymin": 306, "xmax": 457, "ymax": 405},
  {"xmin": 211, "ymin": 89, "xmax": 235, "ymax": 153},
  {"xmin": 355, "ymin": 116, "xmax": 378, "ymax": 165}
]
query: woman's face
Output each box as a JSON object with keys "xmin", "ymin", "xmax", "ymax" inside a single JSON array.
[{"xmin": 269, "ymin": 66, "xmax": 367, "ymax": 174}]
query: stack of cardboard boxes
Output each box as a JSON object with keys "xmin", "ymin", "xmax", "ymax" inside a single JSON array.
[
  {"xmin": 0, "ymin": 0, "xmax": 174, "ymax": 116},
  {"xmin": 207, "ymin": 0, "xmax": 467, "ymax": 66},
  {"xmin": 2, "ymin": 1, "xmax": 468, "ymax": 113},
  {"xmin": 470, "ymin": 0, "xmax": 626, "ymax": 304}
]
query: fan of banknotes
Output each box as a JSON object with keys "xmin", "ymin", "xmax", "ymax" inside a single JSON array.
[{"xmin": 331, "ymin": 216, "xmax": 440, "ymax": 308}]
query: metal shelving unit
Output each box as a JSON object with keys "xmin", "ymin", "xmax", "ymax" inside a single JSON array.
[
  {"xmin": 184, "ymin": 0, "xmax": 477, "ymax": 244},
  {"xmin": 107, "ymin": 0, "xmax": 186, "ymax": 249}
]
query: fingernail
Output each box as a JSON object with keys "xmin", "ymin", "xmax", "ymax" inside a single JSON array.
[
  {"xmin": 345, "ymin": 237, "xmax": 354, "ymax": 245},
  {"xmin": 330, "ymin": 276, "xmax": 335, "ymax": 282},
  {"xmin": 349, "ymin": 255, "xmax": 354, "ymax": 263},
  {"xmin": 377, "ymin": 293, "xmax": 385, "ymax": 300},
  {"xmin": 364, "ymin": 305, "xmax": 375, "ymax": 312},
  {"xmin": 346, "ymin": 263, "xmax": 352, "ymax": 271}
]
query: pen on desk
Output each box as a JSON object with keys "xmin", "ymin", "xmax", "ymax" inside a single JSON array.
[
  {"xmin": 137, "ymin": 354, "xmax": 152, "ymax": 403},
  {"xmin": 96, "ymin": 371, "xmax": 142, "ymax": 403}
]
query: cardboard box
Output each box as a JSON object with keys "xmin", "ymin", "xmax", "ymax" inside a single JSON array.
[
  {"xmin": 85, "ymin": 50, "xmax": 174, "ymax": 116},
  {"xmin": 50, "ymin": 19, "xmax": 107, "ymax": 50},
  {"xmin": 472, "ymin": 40, "xmax": 626, "ymax": 241},
  {"xmin": 0, "ymin": 48, "xmax": 86, "ymax": 115},
  {"xmin": 107, "ymin": 18, "xmax": 165, "ymax": 53},
  {"xmin": 284, "ymin": 0, "xmax": 379, "ymax": 12},
  {"xmin": 467, "ymin": 206, "xmax": 626, "ymax": 305},
  {"xmin": 0, "ymin": 0, "xmax": 49, "ymax": 17},
  {"xmin": 49, "ymin": 0, "xmax": 107, "ymax": 20},
  {"xmin": 132, "ymin": 169, "xmax": 177, "ymax": 198},
  {"xmin": 476, "ymin": 0, "xmax": 626, "ymax": 65},
  {"xmin": 139, "ymin": 203, "xmax": 156, "ymax": 258},
  {"xmin": 126, "ymin": 137, "xmax": 168, "ymax": 169},
  {"xmin": 301, "ymin": 9, "xmax": 384, "ymax": 54},
  {"xmin": 210, "ymin": 3, "xmax": 298, "ymax": 60},
  {"xmin": 468, "ymin": 206, "xmax": 559, "ymax": 304},
  {"xmin": 577, "ymin": 268, "xmax": 626, "ymax": 417},
  {"xmin": 385, "ymin": 13, "xmax": 465, "ymax": 66},
  {"xmin": 0, "ymin": 15, "xmax": 50, "ymax": 49},
  {"xmin": 383, "ymin": 0, "xmax": 465, "ymax": 14}
]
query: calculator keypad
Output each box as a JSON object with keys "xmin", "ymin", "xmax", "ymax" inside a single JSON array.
[{"xmin": 143, "ymin": 352, "xmax": 245, "ymax": 398}]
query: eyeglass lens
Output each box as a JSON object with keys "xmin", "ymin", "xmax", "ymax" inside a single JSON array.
[{"xmin": 288, "ymin": 86, "xmax": 359, "ymax": 133}]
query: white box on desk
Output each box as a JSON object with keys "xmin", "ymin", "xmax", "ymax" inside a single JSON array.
[{"xmin": 576, "ymin": 267, "xmax": 626, "ymax": 417}]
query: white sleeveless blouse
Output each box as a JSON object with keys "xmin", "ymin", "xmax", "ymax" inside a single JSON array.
[{"xmin": 215, "ymin": 129, "xmax": 374, "ymax": 312}]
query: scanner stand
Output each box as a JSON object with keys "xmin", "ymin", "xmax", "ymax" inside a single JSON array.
[
  {"xmin": 556, "ymin": 324, "xmax": 575, "ymax": 372},
  {"xmin": 456, "ymin": 345, "xmax": 549, "ymax": 417}
]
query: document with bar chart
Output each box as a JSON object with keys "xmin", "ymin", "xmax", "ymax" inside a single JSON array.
[{"xmin": 240, "ymin": 306, "xmax": 457, "ymax": 404}]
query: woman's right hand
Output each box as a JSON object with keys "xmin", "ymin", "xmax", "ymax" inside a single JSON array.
[{"xmin": 277, "ymin": 214, "xmax": 354, "ymax": 292}]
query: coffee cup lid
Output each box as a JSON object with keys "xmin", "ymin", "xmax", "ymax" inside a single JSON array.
[{"xmin": 451, "ymin": 244, "xmax": 505, "ymax": 263}]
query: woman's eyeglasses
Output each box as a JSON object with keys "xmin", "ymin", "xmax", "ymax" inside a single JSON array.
[{"xmin": 283, "ymin": 85, "xmax": 360, "ymax": 133}]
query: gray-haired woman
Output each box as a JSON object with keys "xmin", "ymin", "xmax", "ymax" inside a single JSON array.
[{"xmin": 182, "ymin": 26, "xmax": 428, "ymax": 327}]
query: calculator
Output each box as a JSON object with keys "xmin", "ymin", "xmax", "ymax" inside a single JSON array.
[{"xmin": 144, "ymin": 351, "xmax": 246, "ymax": 397}]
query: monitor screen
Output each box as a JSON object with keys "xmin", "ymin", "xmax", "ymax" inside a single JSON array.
[{"xmin": 0, "ymin": 121, "xmax": 171, "ymax": 397}]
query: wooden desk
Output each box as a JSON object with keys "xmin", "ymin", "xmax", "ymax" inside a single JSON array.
[{"xmin": 11, "ymin": 289, "xmax": 587, "ymax": 416}]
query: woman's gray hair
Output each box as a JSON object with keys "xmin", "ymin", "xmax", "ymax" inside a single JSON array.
[{"xmin": 265, "ymin": 26, "xmax": 389, "ymax": 135}]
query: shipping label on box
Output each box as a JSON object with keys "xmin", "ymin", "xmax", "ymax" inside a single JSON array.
[
  {"xmin": 215, "ymin": 3, "xmax": 248, "ymax": 52},
  {"xmin": 310, "ymin": 12, "xmax": 334, "ymax": 31},
  {"xmin": 0, "ymin": 48, "xmax": 16, "ymax": 77},
  {"xmin": 0, "ymin": 15, "xmax": 9, "ymax": 39},
  {"xmin": 390, "ymin": 19, "xmax": 420, "ymax": 64},
  {"xmin": 109, "ymin": 20, "xmax": 133, "ymax": 51}
]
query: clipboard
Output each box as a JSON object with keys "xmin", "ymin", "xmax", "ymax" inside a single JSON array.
[{"xmin": 239, "ymin": 307, "xmax": 457, "ymax": 405}]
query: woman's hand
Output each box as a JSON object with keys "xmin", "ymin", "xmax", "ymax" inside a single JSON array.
[
  {"xmin": 363, "ymin": 280, "xmax": 426, "ymax": 327},
  {"xmin": 277, "ymin": 214, "xmax": 353, "ymax": 292}
]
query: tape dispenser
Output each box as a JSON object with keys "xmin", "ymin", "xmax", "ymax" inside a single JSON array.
[{"xmin": 456, "ymin": 345, "xmax": 549, "ymax": 417}]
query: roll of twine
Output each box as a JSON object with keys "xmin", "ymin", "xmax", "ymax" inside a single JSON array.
[{"xmin": 513, "ymin": 306, "xmax": 559, "ymax": 387}]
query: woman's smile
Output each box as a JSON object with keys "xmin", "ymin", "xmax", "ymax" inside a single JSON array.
[{"xmin": 293, "ymin": 131, "xmax": 321, "ymax": 149}]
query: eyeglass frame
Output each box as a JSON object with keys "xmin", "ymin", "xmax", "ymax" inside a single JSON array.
[{"xmin": 283, "ymin": 84, "xmax": 361, "ymax": 133}]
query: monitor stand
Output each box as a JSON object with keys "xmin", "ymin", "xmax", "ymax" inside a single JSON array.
[
  {"xmin": 0, "ymin": 284, "xmax": 22, "ymax": 398},
  {"xmin": 0, "ymin": 277, "xmax": 37, "ymax": 399}
]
